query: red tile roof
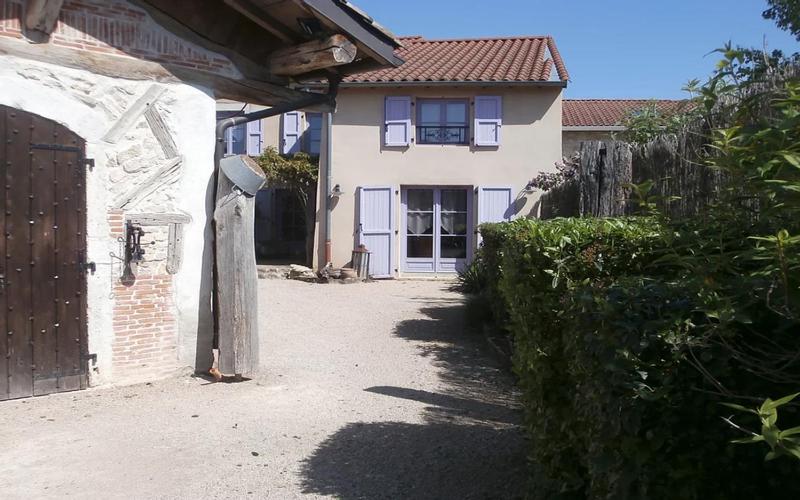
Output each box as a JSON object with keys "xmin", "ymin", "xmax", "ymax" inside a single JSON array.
[
  {"xmin": 344, "ymin": 35, "xmax": 569, "ymax": 84},
  {"xmin": 563, "ymin": 99, "xmax": 689, "ymax": 127}
]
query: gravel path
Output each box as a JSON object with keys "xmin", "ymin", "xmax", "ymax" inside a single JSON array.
[{"xmin": 0, "ymin": 279, "xmax": 527, "ymax": 499}]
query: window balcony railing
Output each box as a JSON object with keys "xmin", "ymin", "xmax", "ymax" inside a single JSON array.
[{"xmin": 417, "ymin": 125, "xmax": 469, "ymax": 145}]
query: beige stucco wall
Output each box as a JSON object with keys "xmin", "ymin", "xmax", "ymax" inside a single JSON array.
[
  {"xmin": 562, "ymin": 130, "xmax": 616, "ymax": 157},
  {"xmin": 315, "ymin": 85, "xmax": 563, "ymax": 274}
]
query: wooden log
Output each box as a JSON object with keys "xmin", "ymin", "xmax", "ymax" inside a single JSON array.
[
  {"xmin": 214, "ymin": 162, "xmax": 263, "ymax": 376},
  {"xmin": 269, "ymin": 34, "xmax": 357, "ymax": 76},
  {"xmin": 24, "ymin": 0, "xmax": 64, "ymax": 35},
  {"xmin": 579, "ymin": 141, "xmax": 602, "ymax": 216}
]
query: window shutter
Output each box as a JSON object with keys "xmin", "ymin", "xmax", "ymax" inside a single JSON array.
[
  {"xmin": 282, "ymin": 111, "xmax": 301, "ymax": 154},
  {"xmin": 247, "ymin": 119, "xmax": 263, "ymax": 156},
  {"xmin": 477, "ymin": 186, "xmax": 514, "ymax": 244},
  {"xmin": 385, "ymin": 96, "xmax": 411, "ymax": 147},
  {"xmin": 474, "ymin": 96, "xmax": 502, "ymax": 146}
]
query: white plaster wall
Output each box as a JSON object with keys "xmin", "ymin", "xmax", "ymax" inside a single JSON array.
[{"xmin": 0, "ymin": 54, "xmax": 216, "ymax": 385}]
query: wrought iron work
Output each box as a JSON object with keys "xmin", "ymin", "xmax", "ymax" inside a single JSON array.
[{"xmin": 416, "ymin": 125, "xmax": 469, "ymax": 145}]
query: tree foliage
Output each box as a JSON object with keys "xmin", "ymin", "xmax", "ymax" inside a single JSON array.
[
  {"xmin": 255, "ymin": 146, "xmax": 319, "ymax": 207},
  {"xmin": 764, "ymin": 0, "xmax": 800, "ymax": 40}
]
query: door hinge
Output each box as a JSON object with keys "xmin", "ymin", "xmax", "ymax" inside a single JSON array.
[
  {"xmin": 83, "ymin": 158, "xmax": 95, "ymax": 170},
  {"xmin": 79, "ymin": 261, "xmax": 96, "ymax": 274},
  {"xmin": 82, "ymin": 353, "xmax": 97, "ymax": 365}
]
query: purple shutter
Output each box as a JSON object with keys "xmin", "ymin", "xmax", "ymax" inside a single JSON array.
[
  {"xmin": 385, "ymin": 96, "xmax": 411, "ymax": 147},
  {"xmin": 282, "ymin": 111, "xmax": 301, "ymax": 154},
  {"xmin": 247, "ymin": 119, "xmax": 263, "ymax": 156},
  {"xmin": 474, "ymin": 96, "xmax": 502, "ymax": 146},
  {"xmin": 478, "ymin": 186, "xmax": 514, "ymax": 233},
  {"xmin": 359, "ymin": 186, "xmax": 396, "ymax": 278}
]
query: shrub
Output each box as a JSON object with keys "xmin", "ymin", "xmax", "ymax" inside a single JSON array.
[
  {"xmin": 455, "ymin": 252, "xmax": 487, "ymax": 294},
  {"xmin": 479, "ymin": 217, "xmax": 800, "ymax": 499}
]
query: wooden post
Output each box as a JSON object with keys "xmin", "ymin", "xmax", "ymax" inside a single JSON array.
[
  {"xmin": 269, "ymin": 34, "xmax": 357, "ymax": 76},
  {"xmin": 214, "ymin": 161, "xmax": 263, "ymax": 376},
  {"xmin": 24, "ymin": 0, "xmax": 64, "ymax": 35}
]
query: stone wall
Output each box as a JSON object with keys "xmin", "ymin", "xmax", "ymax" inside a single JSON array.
[{"xmin": 0, "ymin": 51, "xmax": 217, "ymax": 386}]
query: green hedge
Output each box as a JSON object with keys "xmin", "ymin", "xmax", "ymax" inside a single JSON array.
[{"xmin": 479, "ymin": 217, "xmax": 800, "ymax": 500}]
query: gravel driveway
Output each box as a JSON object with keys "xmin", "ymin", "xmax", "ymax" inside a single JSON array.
[{"xmin": 0, "ymin": 279, "xmax": 527, "ymax": 499}]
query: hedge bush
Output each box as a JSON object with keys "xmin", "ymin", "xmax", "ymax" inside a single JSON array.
[{"xmin": 479, "ymin": 217, "xmax": 800, "ymax": 500}]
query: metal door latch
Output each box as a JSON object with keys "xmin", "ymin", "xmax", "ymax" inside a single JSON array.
[{"xmin": 79, "ymin": 261, "xmax": 96, "ymax": 274}]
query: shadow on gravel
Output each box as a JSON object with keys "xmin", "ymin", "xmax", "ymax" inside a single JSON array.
[
  {"xmin": 299, "ymin": 421, "xmax": 526, "ymax": 499},
  {"xmin": 300, "ymin": 287, "xmax": 528, "ymax": 498}
]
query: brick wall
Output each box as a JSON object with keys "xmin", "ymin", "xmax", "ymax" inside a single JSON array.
[
  {"xmin": 0, "ymin": 0, "xmax": 236, "ymax": 75},
  {"xmin": 108, "ymin": 210, "xmax": 179, "ymax": 382}
]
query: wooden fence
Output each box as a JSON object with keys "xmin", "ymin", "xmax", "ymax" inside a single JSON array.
[{"xmin": 541, "ymin": 136, "xmax": 725, "ymax": 219}]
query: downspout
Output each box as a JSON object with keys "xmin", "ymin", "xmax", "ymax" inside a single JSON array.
[
  {"xmin": 210, "ymin": 85, "xmax": 338, "ymax": 349},
  {"xmin": 323, "ymin": 110, "xmax": 333, "ymax": 265}
]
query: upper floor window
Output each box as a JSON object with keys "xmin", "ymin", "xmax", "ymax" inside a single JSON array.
[
  {"xmin": 218, "ymin": 110, "xmax": 263, "ymax": 156},
  {"xmin": 416, "ymin": 99, "xmax": 469, "ymax": 145},
  {"xmin": 283, "ymin": 111, "xmax": 323, "ymax": 156}
]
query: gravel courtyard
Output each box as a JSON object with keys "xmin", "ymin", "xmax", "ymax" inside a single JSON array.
[{"xmin": 0, "ymin": 279, "xmax": 527, "ymax": 499}]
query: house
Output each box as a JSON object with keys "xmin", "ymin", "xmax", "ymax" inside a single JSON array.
[
  {"xmin": 0, "ymin": 0, "xmax": 399, "ymax": 399},
  {"xmin": 231, "ymin": 35, "xmax": 570, "ymax": 277},
  {"xmin": 562, "ymin": 99, "xmax": 687, "ymax": 156}
]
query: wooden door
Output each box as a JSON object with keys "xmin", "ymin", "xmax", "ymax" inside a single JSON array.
[
  {"xmin": 358, "ymin": 186, "xmax": 395, "ymax": 278},
  {"xmin": 0, "ymin": 105, "xmax": 88, "ymax": 401}
]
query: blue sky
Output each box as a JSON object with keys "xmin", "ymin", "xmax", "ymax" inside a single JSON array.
[{"xmin": 355, "ymin": 0, "xmax": 799, "ymax": 99}]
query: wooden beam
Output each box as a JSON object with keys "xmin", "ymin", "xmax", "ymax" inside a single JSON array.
[
  {"xmin": 103, "ymin": 85, "xmax": 166, "ymax": 144},
  {"xmin": 127, "ymin": 213, "xmax": 192, "ymax": 225},
  {"xmin": 223, "ymin": 0, "xmax": 297, "ymax": 43},
  {"xmin": 114, "ymin": 156, "xmax": 184, "ymax": 210},
  {"xmin": 0, "ymin": 37, "xmax": 333, "ymax": 109},
  {"xmin": 24, "ymin": 0, "xmax": 64, "ymax": 35},
  {"xmin": 214, "ymin": 165, "xmax": 263, "ymax": 376},
  {"xmin": 269, "ymin": 34, "xmax": 357, "ymax": 76}
]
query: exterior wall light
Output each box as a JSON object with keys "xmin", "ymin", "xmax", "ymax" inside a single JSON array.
[{"xmin": 331, "ymin": 184, "xmax": 343, "ymax": 198}]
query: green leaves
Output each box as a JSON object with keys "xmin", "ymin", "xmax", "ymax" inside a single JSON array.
[{"xmin": 723, "ymin": 394, "xmax": 800, "ymax": 462}]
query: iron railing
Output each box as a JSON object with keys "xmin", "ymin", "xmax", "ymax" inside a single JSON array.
[{"xmin": 417, "ymin": 125, "xmax": 469, "ymax": 145}]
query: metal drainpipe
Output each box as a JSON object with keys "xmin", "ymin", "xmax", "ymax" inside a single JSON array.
[
  {"xmin": 210, "ymin": 86, "xmax": 338, "ymax": 346},
  {"xmin": 323, "ymin": 110, "xmax": 333, "ymax": 265}
]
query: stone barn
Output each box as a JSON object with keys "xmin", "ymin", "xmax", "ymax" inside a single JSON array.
[{"xmin": 0, "ymin": 0, "xmax": 400, "ymax": 399}]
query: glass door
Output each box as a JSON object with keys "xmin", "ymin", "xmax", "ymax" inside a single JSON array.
[
  {"xmin": 402, "ymin": 188, "xmax": 472, "ymax": 273},
  {"xmin": 438, "ymin": 189, "xmax": 469, "ymax": 272},
  {"xmin": 404, "ymin": 188, "xmax": 436, "ymax": 272}
]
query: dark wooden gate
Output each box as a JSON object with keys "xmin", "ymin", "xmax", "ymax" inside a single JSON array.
[{"xmin": 0, "ymin": 105, "xmax": 88, "ymax": 400}]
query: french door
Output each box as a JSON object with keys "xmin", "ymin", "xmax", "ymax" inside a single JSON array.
[{"xmin": 402, "ymin": 187, "xmax": 472, "ymax": 273}]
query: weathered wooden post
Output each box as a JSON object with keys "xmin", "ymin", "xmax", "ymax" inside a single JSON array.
[
  {"xmin": 214, "ymin": 155, "xmax": 266, "ymax": 377},
  {"xmin": 579, "ymin": 141, "xmax": 632, "ymax": 217}
]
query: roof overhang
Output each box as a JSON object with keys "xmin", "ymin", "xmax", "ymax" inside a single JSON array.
[
  {"xmin": 340, "ymin": 80, "xmax": 568, "ymax": 88},
  {"xmin": 132, "ymin": 0, "xmax": 403, "ymax": 107}
]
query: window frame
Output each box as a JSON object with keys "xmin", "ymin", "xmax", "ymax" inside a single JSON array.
[{"xmin": 415, "ymin": 98, "xmax": 470, "ymax": 146}]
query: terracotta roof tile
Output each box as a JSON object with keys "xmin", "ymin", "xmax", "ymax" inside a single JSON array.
[
  {"xmin": 563, "ymin": 99, "xmax": 689, "ymax": 127},
  {"xmin": 344, "ymin": 35, "xmax": 569, "ymax": 83}
]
